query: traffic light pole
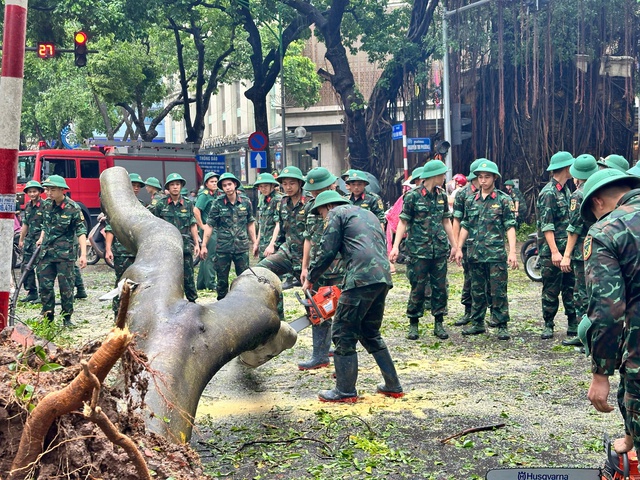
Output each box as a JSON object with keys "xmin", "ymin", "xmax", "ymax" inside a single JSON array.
[{"xmin": 0, "ymin": 0, "xmax": 28, "ymax": 331}]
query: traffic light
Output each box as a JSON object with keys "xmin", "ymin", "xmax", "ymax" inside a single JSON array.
[
  {"xmin": 74, "ymin": 31, "xmax": 88, "ymax": 67},
  {"xmin": 305, "ymin": 146, "xmax": 318, "ymax": 159}
]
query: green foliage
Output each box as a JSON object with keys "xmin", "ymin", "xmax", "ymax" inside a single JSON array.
[
  {"xmin": 8, "ymin": 345, "xmax": 63, "ymax": 412},
  {"xmin": 284, "ymin": 41, "xmax": 321, "ymax": 108},
  {"xmin": 517, "ymin": 222, "xmax": 537, "ymax": 242}
]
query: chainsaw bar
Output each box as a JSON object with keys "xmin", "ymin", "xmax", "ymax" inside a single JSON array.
[
  {"xmin": 485, "ymin": 467, "xmax": 602, "ymax": 480},
  {"xmin": 289, "ymin": 315, "xmax": 312, "ymax": 333}
]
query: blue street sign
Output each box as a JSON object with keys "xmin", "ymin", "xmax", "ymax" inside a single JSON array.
[
  {"xmin": 250, "ymin": 151, "xmax": 267, "ymax": 169},
  {"xmin": 407, "ymin": 137, "xmax": 431, "ymax": 153},
  {"xmin": 248, "ymin": 131, "xmax": 268, "ymax": 151},
  {"xmin": 196, "ymin": 154, "xmax": 226, "ymax": 175},
  {"xmin": 275, "ymin": 151, "xmax": 282, "ymax": 162},
  {"xmin": 392, "ymin": 123, "xmax": 403, "ymax": 140}
]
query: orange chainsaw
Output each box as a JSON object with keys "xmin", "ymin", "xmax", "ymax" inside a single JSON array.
[{"xmin": 289, "ymin": 286, "xmax": 341, "ymax": 332}]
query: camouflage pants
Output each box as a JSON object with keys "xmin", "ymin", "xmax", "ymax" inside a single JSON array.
[
  {"xmin": 214, "ymin": 251, "xmax": 249, "ymax": 300},
  {"xmin": 257, "ymin": 250, "xmax": 302, "ymax": 320},
  {"xmin": 623, "ymin": 377, "xmax": 640, "ymax": 452},
  {"xmin": 38, "ymin": 257, "xmax": 75, "ymax": 316},
  {"xmin": 183, "ymin": 252, "xmax": 198, "ymax": 302},
  {"xmin": 469, "ymin": 261, "xmax": 509, "ymax": 327},
  {"xmin": 21, "ymin": 241, "xmax": 38, "ymax": 293},
  {"xmin": 332, "ymin": 283, "xmax": 389, "ymax": 357},
  {"xmin": 461, "ymin": 248, "xmax": 491, "ymax": 309},
  {"xmin": 540, "ymin": 257, "xmax": 575, "ymax": 324},
  {"xmin": 197, "ymin": 230, "xmax": 217, "ymax": 290},
  {"xmin": 572, "ymin": 260, "xmax": 587, "ymax": 319},
  {"xmin": 74, "ymin": 264, "xmax": 84, "ymax": 289},
  {"xmin": 111, "ymin": 255, "xmax": 135, "ymax": 315},
  {"xmin": 406, "ymin": 256, "xmax": 447, "ymax": 318}
]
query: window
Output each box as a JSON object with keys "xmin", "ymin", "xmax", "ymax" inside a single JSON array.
[
  {"xmin": 42, "ymin": 158, "xmax": 77, "ymax": 179},
  {"xmin": 17, "ymin": 155, "xmax": 36, "ymax": 183},
  {"xmin": 80, "ymin": 160, "xmax": 100, "ymax": 178}
]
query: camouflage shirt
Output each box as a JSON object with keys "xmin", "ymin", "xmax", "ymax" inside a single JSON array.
[
  {"xmin": 399, "ymin": 186, "xmax": 452, "ymax": 259},
  {"xmin": 304, "ymin": 196, "xmax": 344, "ymax": 278},
  {"xmin": 346, "ymin": 192, "xmax": 386, "ymax": 224},
  {"xmin": 308, "ymin": 204, "xmax": 392, "ymax": 291},
  {"xmin": 585, "ymin": 190, "xmax": 640, "ymax": 378},
  {"xmin": 149, "ymin": 195, "xmax": 197, "ymax": 253},
  {"xmin": 509, "ymin": 187, "xmax": 527, "ymax": 217},
  {"xmin": 461, "ymin": 189, "xmax": 516, "ymax": 263},
  {"xmin": 206, "ymin": 194, "xmax": 255, "ymax": 254},
  {"xmin": 566, "ymin": 184, "xmax": 589, "ymax": 261},
  {"xmin": 148, "ymin": 192, "xmax": 166, "ymax": 209},
  {"xmin": 257, "ymin": 190, "xmax": 283, "ymax": 253},
  {"xmin": 276, "ymin": 194, "xmax": 310, "ymax": 263},
  {"xmin": 537, "ymin": 179, "xmax": 572, "ymax": 257},
  {"xmin": 40, "ymin": 196, "xmax": 87, "ymax": 261},
  {"xmin": 23, "ymin": 198, "xmax": 46, "ymax": 244},
  {"xmin": 453, "ymin": 183, "xmax": 479, "ymax": 221},
  {"xmin": 195, "ymin": 189, "xmax": 224, "ymax": 223}
]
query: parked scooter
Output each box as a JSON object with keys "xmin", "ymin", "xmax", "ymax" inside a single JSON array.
[
  {"xmin": 520, "ymin": 232, "xmax": 542, "ymax": 282},
  {"xmin": 88, "ymin": 213, "xmax": 114, "ymax": 268}
]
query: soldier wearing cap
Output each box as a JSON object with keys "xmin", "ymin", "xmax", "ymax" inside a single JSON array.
[
  {"xmin": 537, "ymin": 151, "xmax": 576, "ymax": 340},
  {"xmin": 149, "ymin": 173, "xmax": 201, "ymax": 302},
  {"xmin": 455, "ymin": 160, "xmax": 518, "ymax": 340},
  {"xmin": 194, "ymin": 172, "xmax": 223, "ymax": 290},
  {"xmin": 598, "ymin": 154, "xmax": 629, "ymax": 173},
  {"xmin": 145, "ymin": 177, "xmax": 164, "ymax": 207},
  {"xmin": 303, "ymin": 190, "xmax": 403, "ymax": 403},
  {"xmin": 18, "ymin": 180, "xmax": 46, "ymax": 303},
  {"xmin": 503, "ymin": 179, "xmax": 527, "ymax": 225},
  {"xmin": 344, "ymin": 170, "xmax": 385, "ymax": 225},
  {"xmin": 390, "ymin": 160, "xmax": 457, "ymax": 340},
  {"xmin": 201, "ymin": 172, "xmax": 256, "ymax": 300},
  {"xmin": 579, "ymin": 169, "xmax": 640, "ymax": 454},
  {"xmin": 36, "ymin": 175, "xmax": 87, "ymax": 326},
  {"xmin": 253, "ymin": 173, "xmax": 283, "ymax": 260}
]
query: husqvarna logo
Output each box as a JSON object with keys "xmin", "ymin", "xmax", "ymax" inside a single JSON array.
[{"xmin": 517, "ymin": 472, "xmax": 568, "ymax": 480}]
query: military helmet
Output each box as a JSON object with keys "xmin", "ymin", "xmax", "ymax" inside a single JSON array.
[
  {"xmin": 311, "ymin": 190, "xmax": 350, "ymax": 214},
  {"xmin": 601, "ymin": 154, "xmax": 630, "ymax": 173},
  {"xmin": 42, "ymin": 175, "xmax": 69, "ymax": 189},
  {"xmin": 547, "ymin": 151, "xmax": 574, "ymax": 172},
  {"xmin": 420, "ymin": 160, "xmax": 448, "ymax": 179},
  {"xmin": 467, "ymin": 158, "xmax": 486, "ymax": 180},
  {"xmin": 278, "ymin": 166, "xmax": 305, "ymax": 182},
  {"xmin": 570, "ymin": 154, "xmax": 598, "ymax": 181},
  {"xmin": 181, "ymin": 187, "xmax": 189, "ymax": 196},
  {"xmin": 129, "ymin": 173, "xmax": 145, "ymax": 186},
  {"xmin": 473, "ymin": 159, "xmax": 501, "ymax": 178},
  {"xmin": 345, "ymin": 170, "xmax": 369, "ymax": 184},
  {"xmin": 304, "ymin": 167, "xmax": 337, "ymax": 191},
  {"xmin": 580, "ymin": 169, "xmax": 640, "ymax": 223},
  {"xmin": 145, "ymin": 177, "xmax": 162, "ymax": 190},
  {"xmin": 203, "ymin": 172, "xmax": 220, "ymax": 184},
  {"xmin": 218, "ymin": 172, "xmax": 241, "ymax": 188},
  {"xmin": 23, "ymin": 180, "xmax": 44, "ymax": 193},
  {"xmin": 504, "ymin": 180, "xmax": 515, "ymax": 186},
  {"xmin": 341, "ymin": 169, "xmax": 356, "ymax": 181},
  {"xmin": 164, "ymin": 172, "xmax": 187, "ymax": 189},
  {"xmin": 254, "ymin": 172, "xmax": 280, "ymax": 186},
  {"xmin": 627, "ymin": 163, "xmax": 640, "ymax": 177},
  {"xmin": 410, "ymin": 167, "xmax": 424, "ymax": 184}
]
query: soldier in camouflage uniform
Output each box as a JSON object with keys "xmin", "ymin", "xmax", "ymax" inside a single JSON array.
[
  {"xmin": 303, "ymin": 190, "xmax": 403, "ymax": 403},
  {"xmin": 253, "ymin": 173, "xmax": 283, "ymax": 260},
  {"xmin": 201, "ymin": 172, "xmax": 256, "ymax": 300},
  {"xmin": 579, "ymin": 169, "xmax": 640, "ymax": 454},
  {"xmin": 503, "ymin": 180, "xmax": 527, "ymax": 226},
  {"xmin": 36, "ymin": 175, "xmax": 87, "ymax": 326},
  {"xmin": 455, "ymin": 160, "xmax": 518, "ymax": 340},
  {"xmin": 559, "ymin": 154, "xmax": 599, "ymax": 346},
  {"xmin": 18, "ymin": 181, "xmax": 46, "ymax": 303},
  {"xmin": 344, "ymin": 170, "xmax": 386, "ymax": 225},
  {"xmin": 194, "ymin": 172, "xmax": 223, "ymax": 290},
  {"xmin": 149, "ymin": 173, "xmax": 201, "ymax": 302},
  {"xmin": 390, "ymin": 160, "xmax": 457, "ymax": 341},
  {"xmin": 536, "ymin": 151, "xmax": 576, "ymax": 339},
  {"xmin": 145, "ymin": 177, "xmax": 165, "ymax": 207}
]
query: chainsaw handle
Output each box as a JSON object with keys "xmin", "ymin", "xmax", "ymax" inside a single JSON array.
[
  {"xmin": 304, "ymin": 288, "xmax": 324, "ymax": 320},
  {"xmin": 604, "ymin": 433, "xmax": 630, "ymax": 477}
]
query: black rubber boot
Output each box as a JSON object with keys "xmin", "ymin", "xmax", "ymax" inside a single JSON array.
[
  {"xmin": 433, "ymin": 315, "xmax": 449, "ymax": 340},
  {"xmin": 75, "ymin": 287, "xmax": 88, "ymax": 299},
  {"xmin": 562, "ymin": 336, "xmax": 582, "ymax": 346},
  {"xmin": 62, "ymin": 313, "xmax": 75, "ymax": 328},
  {"xmin": 541, "ymin": 319, "xmax": 554, "ymax": 339},
  {"xmin": 566, "ymin": 314, "xmax": 578, "ymax": 337},
  {"xmin": 407, "ymin": 318, "xmax": 419, "ymax": 340},
  {"xmin": 372, "ymin": 348, "xmax": 404, "ymax": 398},
  {"xmin": 454, "ymin": 305, "xmax": 472, "ymax": 326},
  {"xmin": 20, "ymin": 291, "xmax": 39, "ymax": 303},
  {"xmin": 42, "ymin": 312, "xmax": 54, "ymax": 326},
  {"xmin": 318, "ymin": 354, "xmax": 358, "ymax": 403},
  {"xmin": 462, "ymin": 321, "xmax": 486, "ymax": 336},
  {"xmin": 298, "ymin": 322, "xmax": 331, "ymax": 370}
]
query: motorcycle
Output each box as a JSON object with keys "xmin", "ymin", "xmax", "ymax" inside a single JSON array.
[
  {"xmin": 520, "ymin": 232, "xmax": 542, "ymax": 282},
  {"xmin": 88, "ymin": 214, "xmax": 114, "ymax": 268}
]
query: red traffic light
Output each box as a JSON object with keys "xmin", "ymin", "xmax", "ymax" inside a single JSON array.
[{"xmin": 74, "ymin": 31, "xmax": 87, "ymax": 45}]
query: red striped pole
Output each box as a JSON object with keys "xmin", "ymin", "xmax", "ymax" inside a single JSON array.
[
  {"xmin": 0, "ymin": 0, "xmax": 28, "ymax": 331},
  {"xmin": 402, "ymin": 122, "xmax": 408, "ymax": 180}
]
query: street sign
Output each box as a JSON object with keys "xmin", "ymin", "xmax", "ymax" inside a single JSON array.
[
  {"xmin": 196, "ymin": 154, "xmax": 226, "ymax": 175},
  {"xmin": 407, "ymin": 137, "xmax": 431, "ymax": 153},
  {"xmin": 248, "ymin": 131, "xmax": 268, "ymax": 151},
  {"xmin": 392, "ymin": 123, "xmax": 403, "ymax": 140},
  {"xmin": 250, "ymin": 151, "xmax": 267, "ymax": 169}
]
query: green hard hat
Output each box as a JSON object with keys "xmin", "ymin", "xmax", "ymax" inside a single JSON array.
[
  {"xmin": 341, "ymin": 169, "xmax": 356, "ymax": 180},
  {"xmin": 164, "ymin": 172, "xmax": 186, "ymax": 189},
  {"xmin": 219, "ymin": 172, "xmax": 241, "ymax": 188},
  {"xmin": 570, "ymin": 154, "xmax": 598, "ymax": 181},
  {"xmin": 627, "ymin": 163, "xmax": 640, "ymax": 177},
  {"xmin": 503, "ymin": 180, "xmax": 515, "ymax": 186},
  {"xmin": 420, "ymin": 160, "xmax": 448, "ymax": 179},
  {"xmin": 345, "ymin": 170, "xmax": 369, "ymax": 184},
  {"xmin": 278, "ymin": 166, "xmax": 305, "ymax": 182},
  {"xmin": 181, "ymin": 187, "xmax": 189, "ymax": 196},
  {"xmin": 129, "ymin": 173, "xmax": 145, "ymax": 185},
  {"xmin": 23, "ymin": 180, "xmax": 44, "ymax": 192},
  {"xmin": 410, "ymin": 167, "xmax": 424, "ymax": 183},
  {"xmin": 602, "ymin": 154, "xmax": 630, "ymax": 173},
  {"xmin": 547, "ymin": 151, "xmax": 574, "ymax": 172},
  {"xmin": 304, "ymin": 167, "xmax": 337, "ymax": 191},
  {"xmin": 254, "ymin": 172, "xmax": 279, "ymax": 186},
  {"xmin": 467, "ymin": 158, "xmax": 486, "ymax": 180},
  {"xmin": 145, "ymin": 177, "xmax": 162, "ymax": 190},
  {"xmin": 473, "ymin": 159, "xmax": 501, "ymax": 178},
  {"xmin": 580, "ymin": 168, "xmax": 640, "ymax": 223},
  {"xmin": 311, "ymin": 190, "xmax": 350, "ymax": 214},
  {"xmin": 42, "ymin": 175, "xmax": 69, "ymax": 189},
  {"xmin": 204, "ymin": 171, "xmax": 220, "ymax": 184}
]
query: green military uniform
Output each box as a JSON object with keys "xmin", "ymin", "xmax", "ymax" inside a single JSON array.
[
  {"xmin": 505, "ymin": 181, "xmax": 527, "ymax": 226},
  {"xmin": 148, "ymin": 191, "xmax": 165, "ymax": 208},
  {"xmin": 566, "ymin": 186, "xmax": 588, "ymax": 319},
  {"xmin": 255, "ymin": 174, "xmax": 283, "ymax": 260},
  {"xmin": 195, "ymin": 186, "xmax": 223, "ymax": 290},
  {"xmin": 347, "ymin": 191, "xmax": 385, "ymax": 224},
  {"xmin": 20, "ymin": 187, "xmax": 46, "ymax": 301}
]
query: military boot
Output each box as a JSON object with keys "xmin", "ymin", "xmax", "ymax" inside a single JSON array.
[
  {"xmin": 42, "ymin": 312, "xmax": 54, "ymax": 326},
  {"xmin": 407, "ymin": 319, "xmax": 419, "ymax": 340},
  {"xmin": 318, "ymin": 354, "xmax": 358, "ymax": 403},
  {"xmin": 372, "ymin": 348, "xmax": 404, "ymax": 398},
  {"xmin": 497, "ymin": 326, "xmax": 510, "ymax": 341},
  {"xmin": 454, "ymin": 306, "xmax": 472, "ymax": 326},
  {"xmin": 298, "ymin": 322, "xmax": 331, "ymax": 371},
  {"xmin": 62, "ymin": 313, "xmax": 75, "ymax": 328},
  {"xmin": 20, "ymin": 291, "xmax": 39, "ymax": 303},
  {"xmin": 75, "ymin": 286, "xmax": 88, "ymax": 299},
  {"xmin": 433, "ymin": 316, "xmax": 449, "ymax": 340},
  {"xmin": 487, "ymin": 308, "xmax": 499, "ymax": 328},
  {"xmin": 462, "ymin": 322, "xmax": 486, "ymax": 336},
  {"xmin": 540, "ymin": 320, "xmax": 554, "ymax": 340},
  {"xmin": 566, "ymin": 314, "xmax": 578, "ymax": 337}
]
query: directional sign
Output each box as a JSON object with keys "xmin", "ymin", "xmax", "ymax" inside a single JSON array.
[
  {"xmin": 392, "ymin": 123, "xmax": 403, "ymax": 140},
  {"xmin": 407, "ymin": 137, "xmax": 431, "ymax": 153},
  {"xmin": 250, "ymin": 151, "xmax": 267, "ymax": 169},
  {"xmin": 248, "ymin": 131, "xmax": 268, "ymax": 151},
  {"xmin": 196, "ymin": 154, "xmax": 226, "ymax": 175}
]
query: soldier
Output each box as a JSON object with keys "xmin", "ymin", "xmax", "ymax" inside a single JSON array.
[
  {"xmin": 559, "ymin": 154, "xmax": 599, "ymax": 347},
  {"xmin": 253, "ymin": 173, "xmax": 283, "ymax": 260},
  {"xmin": 149, "ymin": 173, "xmax": 200, "ymax": 302},
  {"xmin": 18, "ymin": 181, "xmax": 46, "ymax": 303},
  {"xmin": 536, "ymin": 151, "xmax": 576, "ymax": 339},
  {"xmin": 503, "ymin": 179, "xmax": 527, "ymax": 226},
  {"xmin": 579, "ymin": 169, "xmax": 640, "ymax": 454},
  {"xmin": 598, "ymin": 154, "xmax": 629, "ymax": 173},
  {"xmin": 344, "ymin": 170, "xmax": 386, "ymax": 225},
  {"xmin": 194, "ymin": 172, "xmax": 223, "ymax": 290},
  {"xmin": 145, "ymin": 177, "xmax": 164, "ymax": 206},
  {"xmin": 36, "ymin": 175, "xmax": 87, "ymax": 327},
  {"xmin": 454, "ymin": 160, "xmax": 518, "ymax": 340},
  {"xmin": 201, "ymin": 172, "xmax": 256, "ymax": 300},
  {"xmin": 303, "ymin": 190, "xmax": 403, "ymax": 403},
  {"xmin": 389, "ymin": 160, "xmax": 457, "ymax": 340}
]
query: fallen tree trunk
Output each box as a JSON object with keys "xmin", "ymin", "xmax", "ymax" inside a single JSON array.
[{"xmin": 100, "ymin": 167, "xmax": 297, "ymax": 442}]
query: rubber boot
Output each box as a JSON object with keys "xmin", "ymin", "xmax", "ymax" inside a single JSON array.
[
  {"xmin": 462, "ymin": 321, "xmax": 486, "ymax": 336},
  {"xmin": 298, "ymin": 322, "xmax": 331, "ymax": 370},
  {"xmin": 372, "ymin": 349, "xmax": 404, "ymax": 398},
  {"xmin": 540, "ymin": 319, "xmax": 554, "ymax": 339},
  {"xmin": 42, "ymin": 312, "xmax": 54, "ymax": 326},
  {"xmin": 433, "ymin": 316, "xmax": 449, "ymax": 340},
  {"xmin": 20, "ymin": 291, "xmax": 39, "ymax": 303},
  {"xmin": 566, "ymin": 314, "xmax": 578, "ymax": 337},
  {"xmin": 407, "ymin": 319, "xmax": 419, "ymax": 340},
  {"xmin": 562, "ymin": 336, "xmax": 582, "ymax": 346},
  {"xmin": 75, "ymin": 286, "xmax": 88, "ymax": 299},
  {"xmin": 497, "ymin": 326, "xmax": 510, "ymax": 341},
  {"xmin": 62, "ymin": 313, "xmax": 75, "ymax": 328},
  {"xmin": 454, "ymin": 305, "xmax": 471, "ymax": 326},
  {"xmin": 318, "ymin": 354, "xmax": 358, "ymax": 403}
]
